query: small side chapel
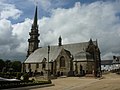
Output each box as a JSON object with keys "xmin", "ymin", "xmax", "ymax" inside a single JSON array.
[{"xmin": 23, "ymin": 6, "xmax": 101, "ymax": 77}]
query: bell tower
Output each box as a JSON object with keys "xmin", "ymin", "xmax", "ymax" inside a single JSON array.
[{"xmin": 27, "ymin": 6, "xmax": 40, "ymax": 57}]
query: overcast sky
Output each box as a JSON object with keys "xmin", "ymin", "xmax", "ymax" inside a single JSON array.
[{"xmin": 0, "ymin": 0, "xmax": 120, "ymax": 61}]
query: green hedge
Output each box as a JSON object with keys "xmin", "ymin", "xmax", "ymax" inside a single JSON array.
[
  {"xmin": 0, "ymin": 80, "xmax": 51, "ymax": 89},
  {"xmin": 0, "ymin": 72, "xmax": 24, "ymax": 79}
]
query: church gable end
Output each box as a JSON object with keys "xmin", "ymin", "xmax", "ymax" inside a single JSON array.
[
  {"xmin": 86, "ymin": 39, "xmax": 101, "ymax": 77},
  {"xmin": 54, "ymin": 48, "xmax": 72, "ymax": 76}
]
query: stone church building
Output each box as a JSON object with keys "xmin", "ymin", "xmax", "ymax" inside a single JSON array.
[{"xmin": 23, "ymin": 6, "xmax": 101, "ymax": 77}]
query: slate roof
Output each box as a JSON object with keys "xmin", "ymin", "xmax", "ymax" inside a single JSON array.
[
  {"xmin": 113, "ymin": 56, "xmax": 120, "ymax": 64},
  {"xmin": 25, "ymin": 41, "xmax": 97, "ymax": 63},
  {"xmin": 74, "ymin": 50, "xmax": 92, "ymax": 61},
  {"xmin": 25, "ymin": 46, "xmax": 63, "ymax": 63},
  {"xmin": 101, "ymin": 60, "xmax": 113, "ymax": 65}
]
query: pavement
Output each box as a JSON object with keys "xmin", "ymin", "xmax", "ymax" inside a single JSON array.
[{"xmin": 3, "ymin": 73, "xmax": 120, "ymax": 90}]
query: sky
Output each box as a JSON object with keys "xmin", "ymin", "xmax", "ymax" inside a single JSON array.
[{"xmin": 0, "ymin": 0, "xmax": 120, "ymax": 61}]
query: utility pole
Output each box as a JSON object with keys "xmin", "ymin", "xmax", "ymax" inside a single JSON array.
[{"xmin": 47, "ymin": 45, "xmax": 50, "ymax": 81}]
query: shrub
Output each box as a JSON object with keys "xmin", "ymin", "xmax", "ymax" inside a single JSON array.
[
  {"xmin": 23, "ymin": 73, "xmax": 29, "ymax": 81},
  {"xmin": 48, "ymin": 79, "xmax": 52, "ymax": 84},
  {"xmin": 0, "ymin": 72, "xmax": 4, "ymax": 77},
  {"xmin": 16, "ymin": 72, "xmax": 21, "ymax": 80}
]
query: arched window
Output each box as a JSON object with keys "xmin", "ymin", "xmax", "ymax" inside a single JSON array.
[{"xmin": 60, "ymin": 56, "xmax": 65, "ymax": 67}]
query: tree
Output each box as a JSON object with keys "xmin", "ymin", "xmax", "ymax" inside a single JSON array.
[
  {"xmin": 5, "ymin": 60, "xmax": 12, "ymax": 72},
  {"xmin": 11, "ymin": 61, "xmax": 22, "ymax": 72},
  {"xmin": 0, "ymin": 59, "xmax": 5, "ymax": 72}
]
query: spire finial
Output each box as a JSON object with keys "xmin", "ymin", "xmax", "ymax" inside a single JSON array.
[
  {"xmin": 96, "ymin": 39, "xmax": 98, "ymax": 46},
  {"xmin": 89, "ymin": 38, "xmax": 93, "ymax": 45},
  {"xmin": 32, "ymin": 5, "xmax": 38, "ymax": 28},
  {"xmin": 58, "ymin": 36, "xmax": 62, "ymax": 46}
]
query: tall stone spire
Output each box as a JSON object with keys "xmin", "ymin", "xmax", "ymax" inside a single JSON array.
[{"xmin": 27, "ymin": 5, "xmax": 40, "ymax": 57}]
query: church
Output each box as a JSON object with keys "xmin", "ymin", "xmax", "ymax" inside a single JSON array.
[{"xmin": 23, "ymin": 6, "xmax": 101, "ymax": 77}]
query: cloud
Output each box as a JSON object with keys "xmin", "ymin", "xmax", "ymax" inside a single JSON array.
[
  {"xmin": 0, "ymin": 18, "xmax": 33, "ymax": 60},
  {"xmin": 0, "ymin": 0, "xmax": 120, "ymax": 61},
  {"xmin": 12, "ymin": 18, "xmax": 32, "ymax": 53},
  {"xmin": 28, "ymin": 0, "xmax": 68, "ymax": 13},
  {"xmin": 0, "ymin": 19, "xmax": 15, "ymax": 45},
  {"xmin": 39, "ymin": 1, "xmax": 120, "ymax": 60},
  {"xmin": 28, "ymin": 0, "xmax": 51, "ymax": 11},
  {"xmin": 0, "ymin": 19, "xmax": 22, "ymax": 60},
  {"xmin": 0, "ymin": 1, "xmax": 22, "ymax": 19},
  {"xmin": 0, "ymin": 1, "xmax": 23, "ymax": 60}
]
